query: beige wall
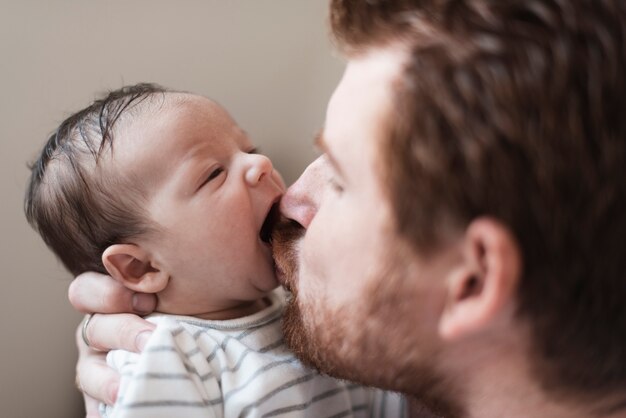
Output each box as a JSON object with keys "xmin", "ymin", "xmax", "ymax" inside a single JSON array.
[{"xmin": 0, "ymin": 1, "xmax": 344, "ymax": 417}]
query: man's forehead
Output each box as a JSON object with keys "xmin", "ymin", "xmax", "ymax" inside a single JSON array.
[
  {"xmin": 327, "ymin": 45, "xmax": 406, "ymax": 124},
  {"xmin": 345, "ymin": 44, "xmax": 408, "ymax": 82},
  {"xmin": 323, "ymin": 45, "xmax": 405, "ymax": 163}
]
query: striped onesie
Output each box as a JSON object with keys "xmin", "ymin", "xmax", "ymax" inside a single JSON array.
[{"xmin": 101, "ymin": 290, "xmax": 407, "ymax": 418}]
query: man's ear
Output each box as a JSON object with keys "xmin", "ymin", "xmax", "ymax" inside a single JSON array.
[
  {"xmin": 102, "ymin": 244, "xmax": 169, "ymax": 294},
  {"xmin": 438, "ymin": 218, "xmax": 522, "ymax": 341}
]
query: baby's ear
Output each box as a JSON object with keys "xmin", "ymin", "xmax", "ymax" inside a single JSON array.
[{"xmin": 102, "ymin": 244, "xmax": 169, "ymax": 294}]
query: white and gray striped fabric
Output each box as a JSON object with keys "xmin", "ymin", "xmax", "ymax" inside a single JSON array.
[{"xmin": 101, "ymin": 290, "xmax": 407, "ymax": 418}]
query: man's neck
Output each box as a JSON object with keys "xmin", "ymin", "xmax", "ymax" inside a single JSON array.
[{"xmin": 439, "ymin": 330, "xmax": 625, "ymax": 418}]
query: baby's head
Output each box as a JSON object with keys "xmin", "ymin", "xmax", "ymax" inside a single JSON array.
[{"xmin": 26, "ymin": 83, "xmax": 284, "ymax": 316}]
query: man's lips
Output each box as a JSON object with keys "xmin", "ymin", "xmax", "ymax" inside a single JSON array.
[{"xmin": 270, "ymin": 217, "xmax": 304, "ymax": 291}]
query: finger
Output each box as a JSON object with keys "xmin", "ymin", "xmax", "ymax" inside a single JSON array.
[
  {"xmin": 76, "ymin": 350, "xmax": 120, "ymax": 406},
  {"xmin": 84, "ymin": 313, "xmax": 155, "ymax": 353},
  {"xmin": 69, "ymin": 271, "xmax": 157, "ymax": 315},
  {"xmin": 84, "ymin": 394, "xmax": 103, "ymax": 418},
  {"xmin": 75, "ymin": 323, "xmax": 123, "ymax": 408}
]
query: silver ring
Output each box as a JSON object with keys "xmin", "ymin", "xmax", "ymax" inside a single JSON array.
[{"xmin": 81, "ymin": 313, "xmax": 94, "ymax": 348}]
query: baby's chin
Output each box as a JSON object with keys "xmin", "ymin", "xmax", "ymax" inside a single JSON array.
[{"xmin": 249, "ymin": 257, "xmax": 281, "ymax": 295}]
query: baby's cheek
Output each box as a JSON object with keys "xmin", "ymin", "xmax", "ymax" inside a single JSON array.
[{"xmin": 273, "ymin": 170, "xmax": 287, "ymax": 191}]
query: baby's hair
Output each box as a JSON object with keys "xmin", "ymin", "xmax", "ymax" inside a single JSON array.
[{"xmin": 25, "ymin": 83, "xmax": 169, "ymax": 275}]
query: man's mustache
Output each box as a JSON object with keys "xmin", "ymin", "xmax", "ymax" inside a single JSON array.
[{"xmin": 271, "ymin": 216, "xmax": 305, "ymax": 293}]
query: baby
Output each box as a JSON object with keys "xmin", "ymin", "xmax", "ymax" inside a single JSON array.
[{"xmin": 25, "ymin": 84, "xmax": 406, "ymax": 418}]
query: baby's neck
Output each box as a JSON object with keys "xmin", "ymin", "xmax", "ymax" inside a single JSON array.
[{"xmin": 168, "ymin": 297, "xmax": 272, "ymax": 321}]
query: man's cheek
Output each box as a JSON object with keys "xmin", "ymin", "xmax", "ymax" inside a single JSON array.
[
  {"xmin": 300, "ymin": 231, "xmax": 355, "ymax": 310},
  {"xmin": 300, "ymin": 215, "xmax": 341, "ymax": 282}
]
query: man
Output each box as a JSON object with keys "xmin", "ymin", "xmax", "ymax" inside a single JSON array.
[{"xmin": 71, "ymin": 0, "xmax": 626, "ymax": 416}]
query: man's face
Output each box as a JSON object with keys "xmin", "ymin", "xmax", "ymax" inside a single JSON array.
[{"xmin": 273, "ymin": 47, "xmax": 453, "ymax": 400}]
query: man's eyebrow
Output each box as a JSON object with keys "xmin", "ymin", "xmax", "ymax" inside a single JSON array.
[{"xmin": 314, "ymin": 131, "xmax": 344, "ymax": 177}]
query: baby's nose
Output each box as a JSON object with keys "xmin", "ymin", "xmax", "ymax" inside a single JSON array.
[{"xmin": 245, "ymin": 153, "xmax": 274, "ymax": 186}]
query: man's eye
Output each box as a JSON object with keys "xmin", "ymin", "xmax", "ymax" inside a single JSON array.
[{"xmin": 329, "ymin": 177, "xmax": 344, "ymax": 193}]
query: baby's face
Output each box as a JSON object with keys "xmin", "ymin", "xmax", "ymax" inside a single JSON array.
[{"xmin": 110, "ymin": 94, "xmax": 285, "ymax": 315}]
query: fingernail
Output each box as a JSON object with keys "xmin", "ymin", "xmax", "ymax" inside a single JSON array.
[
  {"xmin": 132, "ymin": 293, "xmax": 155, "ymax": 314},
  {"xmin": 136, "ymin": 330, "xmax": 152, "ymax": 351},
  {"xmin": 108, "ymin": 381, "xmax": 119, "ymax": 404}
]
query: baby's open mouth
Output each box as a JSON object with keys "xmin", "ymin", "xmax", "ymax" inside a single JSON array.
[{"xmin": 260, "ymin": 202, "xmax": 281, "ymax": 244}]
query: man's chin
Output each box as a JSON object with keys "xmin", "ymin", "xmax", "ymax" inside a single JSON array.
[
  {"xmin": 282, "ymin": 289, "xmax": 463, "ymax": 417},
  {"xmin": 281, "ymin": 291, "xmax": 375, "ymax": 383},
  {"xmin": 281, "ymin": 295, "xmax": 317, "ymax": 366},
  {"xmin": 274, "ymin": 263, "xmax": 291, "ymax": 292},
  {"xmin": 281, "ymin": 293, "xmax": 356, "ymax": 382}
]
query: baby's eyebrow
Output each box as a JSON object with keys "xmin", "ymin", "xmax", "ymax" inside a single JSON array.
[
  {"xmin": 231, "ymin": 125, "xmax": 249, "ymax": 140},
  {"xmin": 233, "ymin": 127, "xmax": 255, "ymax": 149},
  {"xmin": 315, "ymin": 131, "xmax": 344, "ymax": 177}
]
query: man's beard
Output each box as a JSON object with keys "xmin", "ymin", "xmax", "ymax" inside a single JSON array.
[{"xmin": 271, "ymin": 217, "xmax": 464, "ymax": 417}]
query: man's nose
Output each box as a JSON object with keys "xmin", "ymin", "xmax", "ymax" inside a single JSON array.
[
  {"xmin": 279, "ymin": 158, "xmax": 324, "ymax": 229},
  {"xmin": 245, "ymin": 153, "xmax": 274, "ymax": 186}
]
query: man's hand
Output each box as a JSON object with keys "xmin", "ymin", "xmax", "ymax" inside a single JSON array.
[{"xmin": 69, "ymin": 272, "xmax": 157, "ymax": 416}]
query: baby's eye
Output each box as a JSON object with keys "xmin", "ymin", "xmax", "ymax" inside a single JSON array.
[
  {"xmin": 207, "ymin": 167, "xmax": 224, "ymax": 181},
  {"xmin": 247, "ymin": 147, "xmax": 259, "ymax": 154},
  {"xmin": 200, "ymin": 166, "xmax": 224, "ymax": 188}
]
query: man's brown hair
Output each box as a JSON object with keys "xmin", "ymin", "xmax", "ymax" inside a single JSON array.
[
  {"xmin": 331, "ymin": 0, "xmax": 626, "ymax": 406},
  {"xmin": 25, "ymin": 83, "xmax": 167, "ymax": 276}
]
